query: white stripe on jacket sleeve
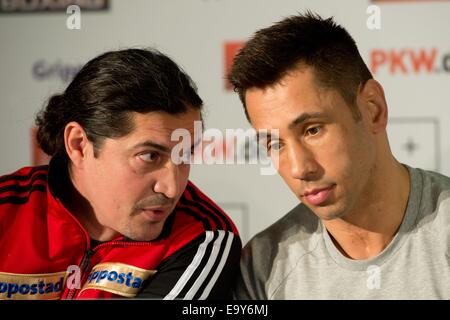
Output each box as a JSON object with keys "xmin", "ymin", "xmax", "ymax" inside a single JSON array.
[
  {"xmin": 163, "ymin": 230, "xmax": 214, "ymax": 300},
  {"xmin": 182, "ymin": 230, "xmax": 226, "ymax": 299},
  {"xmin": 198, "ymin": 231, "xmax": 234, "ymax": 299}
]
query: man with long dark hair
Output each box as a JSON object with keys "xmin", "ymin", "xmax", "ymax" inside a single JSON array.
[{"xmin": 0, "ymin": 48, "xmax": 241, "ymax": 299}]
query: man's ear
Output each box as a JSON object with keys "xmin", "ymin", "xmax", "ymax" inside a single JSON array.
[
  {"xmin": 357, "ymin": 79, "xmax": 388, "ymax": 134},
  {"xmin": 64, "ymin": 121, "xmax": 91, "ymax": 168}
]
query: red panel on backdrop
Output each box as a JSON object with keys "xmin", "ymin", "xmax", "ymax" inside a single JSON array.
[
  {"xmin": 31, "ymin": 127, "xmax": 51, "ymax": 166},
  {"xmin": 224, "ymin": 41, "xmax": 245, "ymax": 91}
]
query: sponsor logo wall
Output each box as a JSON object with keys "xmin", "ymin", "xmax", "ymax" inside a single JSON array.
[{"xmin": 1, "ymin": 0, "xmax": 449, "ymax": 243}]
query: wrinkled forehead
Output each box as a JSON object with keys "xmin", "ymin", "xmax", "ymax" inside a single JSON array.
[
  {"xmin": 118, "ymin": 110, "xmax": 202, "ymax": 148},
  {"xmin": 132, "ymin": 109, "xmax": 201, "ymax": 132}
]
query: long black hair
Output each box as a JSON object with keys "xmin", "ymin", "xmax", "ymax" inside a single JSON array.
[{"xmin": 36, "ymin": 48, "xmax": 203, "ymax": 159}]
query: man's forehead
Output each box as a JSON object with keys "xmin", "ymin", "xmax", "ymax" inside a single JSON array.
[
  {"xmin": 132, "ymin": 110, "xmax": 201, "ymax": 126},
  {"xmin": 120, "ymin": 111, "xmax": 202, "ymax": 147},
  {"xmin": 130, "ymin": 109, "xmax": 197, "ymax": 130}
]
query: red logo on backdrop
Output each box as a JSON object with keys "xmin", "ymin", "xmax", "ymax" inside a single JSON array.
[
  {"xmin": 224, "ymin": 41, "xmax": 245, "ymax": 90},
  {"xmin": 369, "ymin": 48, "xmax": 450, "ymax": 75},
  {"xmin": 31, "ymin": 127, "xmax": 51, "ymax": 166}
]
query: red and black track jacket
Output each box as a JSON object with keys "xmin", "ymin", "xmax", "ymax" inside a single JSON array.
[{"xmin": 0, "ymin": 158, "xmax": 241, "ymax": 300}]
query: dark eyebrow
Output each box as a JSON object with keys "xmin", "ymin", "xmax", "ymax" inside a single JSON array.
[
  {"xmin": 132, "ymin": 141, "xmax": 170, "ymax": 153},
  {"xmin": 191, "ymin": 136, "xmax": 202, "ymax": 150},
  {"xmin": 288, "ymin": 112, "xmax": 325, "ymax": 130},
  {"xmin": 255, "ymin": 112, "xmax": 326, "ymax": 142},
  {"xmin": 256, "ymin": 130, "xmax": 277, "ymax": 143}
]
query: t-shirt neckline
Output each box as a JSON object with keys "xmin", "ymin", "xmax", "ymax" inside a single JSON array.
[{"xmin": 321, "ymin": 165, "xmax": 422, "ymax": 271}]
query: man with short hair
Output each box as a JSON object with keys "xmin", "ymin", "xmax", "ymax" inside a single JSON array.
[
  {"xmin": 229, "ymin": 12, "xmax": 450, "ymax": 299},
  {"xmin": 0, "ymin": 48, "xmax": 241, "ymax": 299}
]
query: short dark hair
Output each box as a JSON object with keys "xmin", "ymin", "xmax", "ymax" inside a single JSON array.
[
  {"xmin": 229, "ymin": 11, "xmax": 373, "ymax": 121},
  {"xmin": 36, "ymin": 48, "xmax": 203, "ymax": 159}
]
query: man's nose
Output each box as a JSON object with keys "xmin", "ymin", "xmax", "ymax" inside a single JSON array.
[
  {"xmin": 287, "ymin": 143, "xmax": 319, "ymax": 181},
  {"xmin": 152, "ymin": 162, "xmax": 179, "ymax": 199}
]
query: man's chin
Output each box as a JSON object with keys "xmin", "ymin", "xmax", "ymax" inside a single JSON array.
[
  {"xmin": 310, "ymin": 205, "xmax": 345, "ymax": 221},
  {"xmin": 319, "ymin": 213, "xmax": 344, "ymax": 221},
  {"xmin": 124, "ymin": 225, "xmax": 164, "ymax": 242}
]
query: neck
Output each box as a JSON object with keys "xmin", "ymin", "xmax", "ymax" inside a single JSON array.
[
  {"xmin": 63, "ymin": 166, "xmax": 119, "ymax": 242},
  {"xmin": 323, "ymin": 159, "xmax": 410, "ymax": 260}
]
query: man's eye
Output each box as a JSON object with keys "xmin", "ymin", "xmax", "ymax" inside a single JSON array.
[
  {"xmin": 181, "ymin": 148, "xmax": 194, "ymax": 163},
  {"xmin": 182, "ymin": 146, "xmax": 196, "ymax": 159},
  {"xmin": 306, "ymin": 126, "xmax": 321, "ymax": 136},
  {"xmin": 138, "ymin": 152, "xmax": 159, "ymax": 163},
  {"xmin": 268, "ymin": 141, "xmax": 282, "ymax": 152}
]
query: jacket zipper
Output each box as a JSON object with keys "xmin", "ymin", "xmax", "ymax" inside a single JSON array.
[
  {"xmin": 94, "ymin": 240, "xmax": 155, "ymax": 249},
  {"xmin": 66, "ymin": 249, "xmax": 94, "ymax": 299}
]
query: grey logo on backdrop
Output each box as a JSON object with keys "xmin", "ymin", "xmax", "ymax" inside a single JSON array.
[{"xmin": 32, "ymin": 60, "xmax": 82, "ymax": 83}]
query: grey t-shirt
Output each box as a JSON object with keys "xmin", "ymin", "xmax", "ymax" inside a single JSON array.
[{"xmin": 235, "ymin": 166, "xmax": 450, "ymax": 299}]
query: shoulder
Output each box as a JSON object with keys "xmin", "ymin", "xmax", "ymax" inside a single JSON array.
[
  {"xmin": 0, "ymin": 165, "xmax": 48, "ymax": 208},
  {"xmin": 165, "ymin": 181, "xmax": 242, "ymax": 259},
  {"xmin": 410, "ymin": 166, "xmax": 450, "ymax": 213},
  {"xmin": 408, "ymin": 166, "xmax": 450, "ymax": 237},
  {"xmin": 235, "ymin": 203, "xmax": 320, "ymax": 299},
  {"xmin": 175, "ymin": 181, "xmax": 239, "ymax": 235},
  {"xmin": 241, "ymin": 203, "xmax": 320, "ymax": 277},
  {"xmin": 0, "ymin": 166, "xmax": 49, "ymax": 233},
  {"xmin": 417, "ymin": 167, "xmax": 450, "ymax": 191},
  {"xmin": 246, "ymin": 202, "xmax": 319, "ymax": 253}
]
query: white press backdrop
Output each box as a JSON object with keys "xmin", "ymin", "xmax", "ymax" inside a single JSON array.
[{"xmin": 1, "ymin": 0, "xmax": 449, "ymax": 244}]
